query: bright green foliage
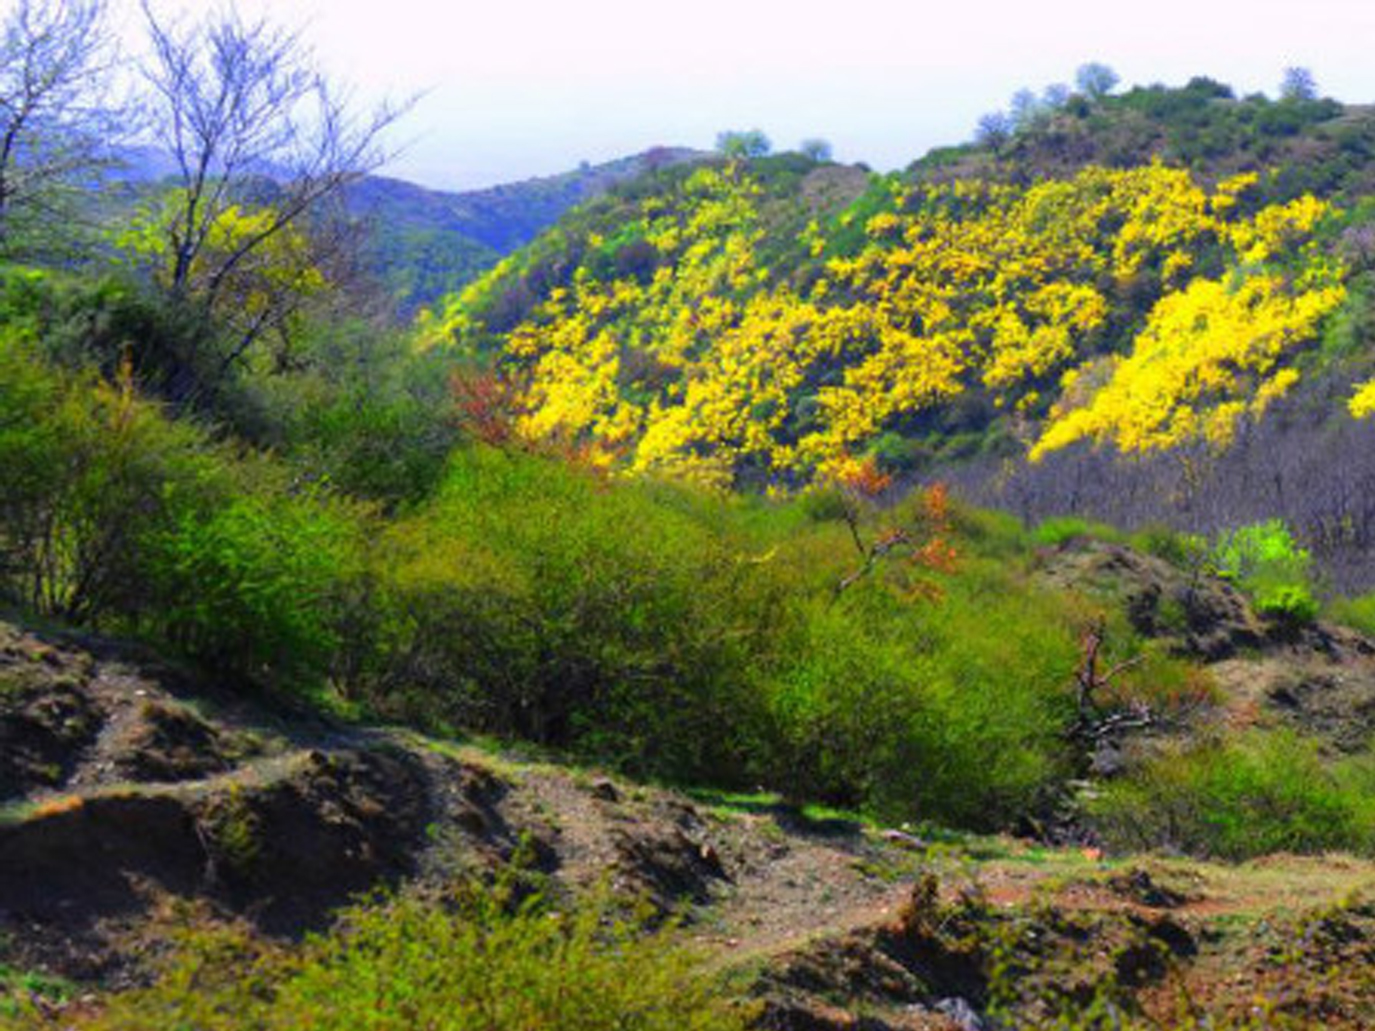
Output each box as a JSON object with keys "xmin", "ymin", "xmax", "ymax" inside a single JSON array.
[
  {"xmin": 1210, "ymin": 519, "xmax": 1318, "ymax": 623},
  {"xmin": 150, "ymin": 492, "xmax": 369, "ymax": 680},
  {"xmin": 768, "ymin": 555, "xmax": 1080, "ymax": 826},
  {"xmin": 0, "ymin": 963, "xmax": 71, "ymax": 1020},
  {"xmin": 1030, "ymin": 516, "xmax": 1124, "ymax": 547},
  {"xmin": 0, "ymin": 314, "xmax": 371, "ymax": 686},
  {"xmin": 0, "ymin": 294, "xmax": 1097, "ymax": 826},
  {"xmin": 1088, "ymin": 729, "xmax": 1375, "ymax": 858},
  {"xmin": 0, "ymin": 263, "xmax": 235, "ymax": 411},
  {"xmin": 368, "ymin": 446, "xmax": 784, "ymax": 778},
  {"xmin": 252, "ymin": 316, "xmax": 461, "ymax": 507},
  {"xmin": 22, "ymin": 885, "xmax": 749, "ymax": 1031},
  {"xmin": 0, "ymin": 329, "xmax": 220, "ymax": 622},
  {"xmin": 114, "ymin": 192, "xmax": 329, "ymax": 367},
  {"xmin": 349, "ymin": 447, "xmax": 1087, "ymax": 823}
]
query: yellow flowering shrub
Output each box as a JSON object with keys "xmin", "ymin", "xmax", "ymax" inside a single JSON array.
[{"xmin": 440, "ymin": 162, "xmax": 1345, "ymax": 485}]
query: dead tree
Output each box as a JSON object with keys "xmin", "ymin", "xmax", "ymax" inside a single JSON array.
[{"xmin": 1069, "ymin": 618, "xmax": 1153, "ymax": 751}]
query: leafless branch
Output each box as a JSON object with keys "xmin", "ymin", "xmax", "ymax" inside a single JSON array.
[
  {"xmin": 0, "ymin": 0, "xmax": 123, "ymax": 252},
  {"xmin": 136, "ymin": 1, "xmax": 414, "ymax": 388}
]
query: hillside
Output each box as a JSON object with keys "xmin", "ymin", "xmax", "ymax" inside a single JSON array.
[
  {"xmin": 346, "ymin": 147, "xmax": 708, "ymax": 310},
  {"xmin": 913, "ymin": 80, "xmax": 1375, "ymax": 197},
  {"xmin": 421, "ymin": 83, "xmax": 1375, "ymax": 589}
]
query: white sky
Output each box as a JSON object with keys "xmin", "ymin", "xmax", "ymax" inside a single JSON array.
[{"xmin": 101, "ymin": 0, "xmax": 1375, "ymax": 191}]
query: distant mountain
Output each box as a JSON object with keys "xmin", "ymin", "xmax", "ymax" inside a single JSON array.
[{"xmin": 343, "ymin": 147, "xmax": 709, "ymax": 311}]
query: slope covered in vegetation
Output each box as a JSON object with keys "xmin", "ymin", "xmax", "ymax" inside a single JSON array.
[
  {"xmin": 5, "ymin": 14, "xmax": 1375, "ymax": 1022},
  {"xmin": 432, "ymin": 157, "xmax": 1348, "ymax": 487},
  {"xmin": 420, "ymin": 79, "xmax": 1375, "ymax": 597}
]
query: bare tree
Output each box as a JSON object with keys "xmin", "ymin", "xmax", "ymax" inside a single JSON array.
[
  {"xmin": 1009, "ymin": 87, "xmax": 1043, "ymax": 130},
  {"xmin": 1075, "ymin": 62, "xmax": 1120, "ymax": 101},
  {"xmin": 1279, "ymin": 66, "xmax": 1318, "ymax": 102},
  {"xmin": 0, "ymin": 0, "xmax": 118, "ymax": 253},
  {"xmin": 1042, "ymin": 83, "xmax": 1071, "ymax": 109},
  {"xmin": 135, "ymin": 1, "xmax": 408, "ymax": 362},
  {"xmin": 798, "ymin": 137, "xmax": 833, "ymax": 163},
  {"xmin": 975, "ymin": 111, "xmax": 1012, "ymax": 151}
]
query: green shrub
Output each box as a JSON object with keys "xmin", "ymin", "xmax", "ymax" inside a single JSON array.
[
  {"xmin": 30, "ymin": 885, "xmax": 749, "ymax": 1031},
  {"xmin": 148, "ymin": 490, "xmax": 370, "ymax": 683},
  {"xmin": 255, "ymin": 320, "xmax": 460, "ymax": 507},
  {"xmin": 1132, "ymin": 524, "xmax": 1208, "ymax": 571},
  {"xmin": 368, "ymin": 447, "xmax": 784, "ymax": 783},
  {"xmin": 0, "ymin": 332, "xmax": 223, "ymax": 623},
  {"xmin": 1088, "ymin": 729, "xmax": 1375, "ymax": 859},
  {"xmin": 0, "ymin": 265, "xmax": 218, "ymax": 402},
  {"xmin": 764, "ymin": 552, "xmax": 1079, "ymax": 829},
  {"xmin": 1210, "ymin": 519, "xmax": 1318, "ymax": 624},
  {"xmin": 0, "ymin": 327, "xmax": 370, "ymax": 689}
]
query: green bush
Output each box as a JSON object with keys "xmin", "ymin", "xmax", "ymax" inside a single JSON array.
[
  {"xmin": 1211, "ymin": 519, "xmax": 1318, "ymax": 624},
  {"xmin": 367, "ymin": 447, "xmax": 785, "ymax": 782},
  {"xmin": 0, "ymin": 332, "xmax": 223, "ymax": 623},
  {"xmin": 764, "ymin": 548, "xmax": 1079, "ymax": 829},
  {"xmin": 1088, "ymin": 729, "xmax": 1375, "ymax": 859},
  {"xmin": 364, "ymin": 449, "xmax": 1088, "ymax": 827},
  {"xmin": 0, "ymin": 265, "xmax": 218, "ymax": 403},
  {"xmin": 1030, "ymin": 515, "xmax": 1122, "ymax": 547},
  {"xmin": 21, "ymin": 885, "xmax": 748, "ymax": 1031},
  {"xmin": 148, "ymin": 490, "xmax": 370, "ymax": 683},
  {"xmin": 1132, "ymin": 524, "xmax": 1208, "ymax": 571},
  {"xmin": 254, "ymin": 320, "xmax": 460, "ymax": 508},
  {"xmin": 0, "ymin": 326, "xmax": 370, "ymax": 689}
]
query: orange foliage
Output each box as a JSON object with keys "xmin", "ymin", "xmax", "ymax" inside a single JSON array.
[
  {"xmin": 837, "ymin": 455, "xmax": 893, "ymax": 498},
  {"xmin": 32, "ymin": 795, "xmax": 85, "ymax": 819},
  {"xmin": 450, "ymin": 367, "xmax": 515, "ymax": 447}
]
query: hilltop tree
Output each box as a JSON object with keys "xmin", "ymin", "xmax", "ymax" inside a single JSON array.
[
  {"xmin": 0, "ymin": 0, "xmax": 120, "ymax": 254},
  {"xmin": 715, "ymin": 129, "xmax": 771, "ymax": 159},
  {"xmin": 1076, "ymin": 62, "xmax": 1120, "ymax": 100},
  {"xmin": 1280, "ymin": 66, "xmax": 1318, "ymax": 101},
  {"xmin": 975, "ymin": 111, "xmax": 1013, "ymax": 149},
  {"xmin": 798, "ymin": 138, "xmax": 833, "ymax": 163},
  {"xmin": 1042, "ymin": 83, "xmax": 1071, "ymax": 109},
  {"xmin": 1010, "ymin": 88, "xmax": 1043, "ymax": 130}
]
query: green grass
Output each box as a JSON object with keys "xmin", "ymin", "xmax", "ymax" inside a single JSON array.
[
  {"xmin": 0, "ymin": 962, "xmax": 73, "ymax": 1017},
  {"xmin": 1327, "ymin": 591, "xmax": 1375, "ymax": 637},
  {"xmin": 1030, "ymin": 515, "xmax": 1125, "ymax": 547},
  {"xmin": 27, "ymin": 878, "xmax": 752, "ymax": 1031}
]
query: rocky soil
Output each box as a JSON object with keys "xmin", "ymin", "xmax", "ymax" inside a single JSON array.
[{"xmin": 2, "ymin": 583, "xmax": 1374, "ymax": 1028}]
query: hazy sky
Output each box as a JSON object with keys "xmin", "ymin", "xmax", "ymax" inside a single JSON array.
[{"xmin": 106, "ymin": 0, "xmax": 1375, "ymax": 191}]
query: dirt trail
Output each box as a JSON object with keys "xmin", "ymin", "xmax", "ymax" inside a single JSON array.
[{"xmin": 4, "ymin": 613, "xmax": 1375, "ymax": 1028}]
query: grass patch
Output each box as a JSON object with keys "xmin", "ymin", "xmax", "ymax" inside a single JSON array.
[
  {"xmin": 17, "ymin": 876, "xmax": 752, "ymax": 1031},
  {"xmin": 0, "ymin": 964, "xmax": 73, "ymax": 1018}
]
